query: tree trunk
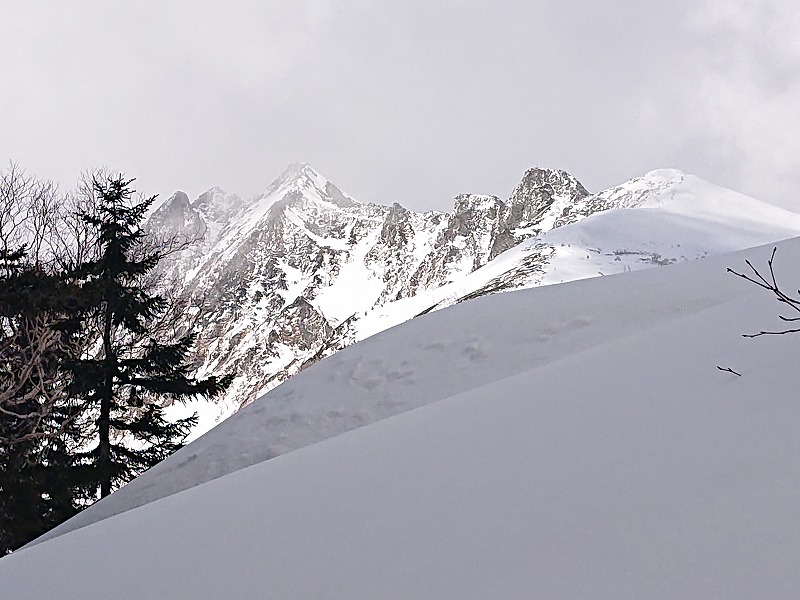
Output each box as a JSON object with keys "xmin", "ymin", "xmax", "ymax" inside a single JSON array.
[{"xmin": 99, "ymin": 303, "xmax": 113, "ymax": 498}]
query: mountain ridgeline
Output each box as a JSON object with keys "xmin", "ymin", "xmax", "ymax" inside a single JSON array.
[
  {"xmin": 145, "ymin": 164, "xmax": 800, "ymax": 434},
  {"xmin": 146, "ymin": 164, "xmax": 585, "ymax": 424}
]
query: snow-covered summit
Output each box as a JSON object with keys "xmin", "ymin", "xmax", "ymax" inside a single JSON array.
[
  {"xmin": 506, "ymin": 166, "xmax": 590, "ymax": 230},
  {"xmin": 257, "ymin": 162, "xmax": 354, "ymax": 210},
  {"xmin": 263, "ymin": 162, "xmax": 327, "ymax": 193},
  {"xmin": 190, "ymin": 186, "xmax": 245, "ymax": 226},
  {"xmin": 642, "ymin": 167, "xmax": 685, "ymax": 180}
]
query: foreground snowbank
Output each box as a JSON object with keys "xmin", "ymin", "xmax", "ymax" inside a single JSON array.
[
  {"xmin": 4, "ymin": 238, "xmax": 800, "ymax": 598},
  {"xmin": 31, "ymin": 229, "xmax": 780, "ymax": 546}
]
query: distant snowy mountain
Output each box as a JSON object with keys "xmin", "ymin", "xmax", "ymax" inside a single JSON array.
[
  {"xmin": 9, "ymin": 235, "xmax": 800, "ymax": 599},
  {"xmin": 144, "ymin": 164, "xmax": 800, "ymax": 437},
  {"xmin": 143, "ymin": 163, "xmax": 594, "ymax": 431}
]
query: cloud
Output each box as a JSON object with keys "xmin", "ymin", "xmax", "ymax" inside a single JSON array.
[
  {"xmin": 4, "ymin": 1, "xmax": 800, "ymax": 212},
  {"xmin": 175, "ymin": 1, "xmax": 333, "ymax": 88},
  {"xmin": 643, "ymin": 0, "xmax": 800, "ymax": 207},
  {"xmin": 0, "ymin": 1, "xmax": 336, "ymax": 197}
]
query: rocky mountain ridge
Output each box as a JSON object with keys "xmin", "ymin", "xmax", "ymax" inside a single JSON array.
[{"xmin": 146, "ymin": 164, "xmax": 798, "ymax": 436}]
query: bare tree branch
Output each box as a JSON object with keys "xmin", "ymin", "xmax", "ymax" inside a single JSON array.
[
  {"xmin": 728, "ymin": 246, "xmax": 800, "ymax": 338},
  {"xmin": 716, "ymin": 365, "xmax": 742, "ymax": 377}
]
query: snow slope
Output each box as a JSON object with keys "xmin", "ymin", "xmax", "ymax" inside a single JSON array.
[{"xmin": 7, "ymin": 237, "xmax": 800, "ymax": 598}]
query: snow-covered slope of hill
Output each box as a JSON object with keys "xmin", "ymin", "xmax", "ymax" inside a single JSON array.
[
  {"xmin": 146, "ymin": 165, "xmax": 800, "ymax": 438},
  {"xmin": 6, "ymin": 237, "xmax": 800, "ymax": 599}
]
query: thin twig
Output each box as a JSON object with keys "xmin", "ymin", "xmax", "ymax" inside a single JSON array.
[
  {"xmin": 729, "ymin": 247, "xmax": 800, "ymax": 336},
  {"xmin": 717, "ymin": 366, "xmax": 742, "ymax": 377}
]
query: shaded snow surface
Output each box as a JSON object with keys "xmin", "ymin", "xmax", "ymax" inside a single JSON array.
[{"xmin": 5, "ymin": 237, "xmax": 800, "ymax": 598}]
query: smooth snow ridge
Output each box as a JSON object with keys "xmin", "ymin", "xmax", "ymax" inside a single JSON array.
[{"xmin": 6, "ymin": 237, "xmax": 800, "ymax": 598}]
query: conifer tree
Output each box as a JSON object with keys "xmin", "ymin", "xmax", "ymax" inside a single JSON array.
[
  {"xmin": 0, "ymin": 246, "xmax": 89, "ymax": 553},
  {"xmin": 69, "ymin": 175, "xmax": 230, "ymax": 498}
]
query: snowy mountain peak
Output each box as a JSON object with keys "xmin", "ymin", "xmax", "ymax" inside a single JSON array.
[
  {"xmin": 272, "ymin": 161, "xmax": 318, "ymax": 184},
  {"xmin": 504, "ymin": 167, "xmax": 591, "ymax": 233},
  {"xmin": 255, "ymin": 163, "xmax": 359, "ymax": 217},
  {"xmin": 509, "ymin": 167, "xmax": 590, "ymax": 204},
  {"xmin": 167, "ymin": 189, "xmax": 190, "ymax": 207},
  {"xmin": 263, "ymin": 162, "xmax": 327, "ymax": 196},
  {"xmin": 641, "ymin": 168, "xmax": 686, "ymax": 183},
  {"xmin": 132, "ymin": 164, "xmax": 800, "ymax": 446},
  {"xmin": 151, "ymin": 190, "xmax": 191, "ymax": 217},
  {"xmin": 190, "ymin": 187, "xmax": 245, "ymax": 227},
  {"xmin": 379, "ymin": 202, "xmax": 413, "ymax": 245},
  {"xmin": 147, "ymin": 191, "xmax": 205, "ymax": 239},
  {"xmin": 452, "ymin": 193, "xmax": 503, "ymax": 216}
]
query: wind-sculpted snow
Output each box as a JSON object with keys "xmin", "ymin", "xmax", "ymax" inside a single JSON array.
[{"xmin": 8, "ymin": 238, "xmax": 800, "ymax": 599}]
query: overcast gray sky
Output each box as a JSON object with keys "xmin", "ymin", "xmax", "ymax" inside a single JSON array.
[{"xmin": 2, "ymin": 0, "xmax": 799, "ymax": 212}]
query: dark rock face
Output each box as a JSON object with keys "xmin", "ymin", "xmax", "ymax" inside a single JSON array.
[
  {"xmin": 507, "ymin": 168, "xmax": 590, "ymax": 220},
  {"xmin": 268, "ymin": 297, "xmax": 333, "ymax": 351},
  {"xmin": 487, "ymin": 168, "xmax": 592, "ymax": 261},
  {"xmin": 379, "ymin": 203, "xmax": 413, "ymax": 246},
  {"xmin": 147, "ymin": 191, "xmax": 207, "ymax": 243},
  {"xmin": 146, "ymin": 163, "xmax": 639, "ymax": 426}
]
